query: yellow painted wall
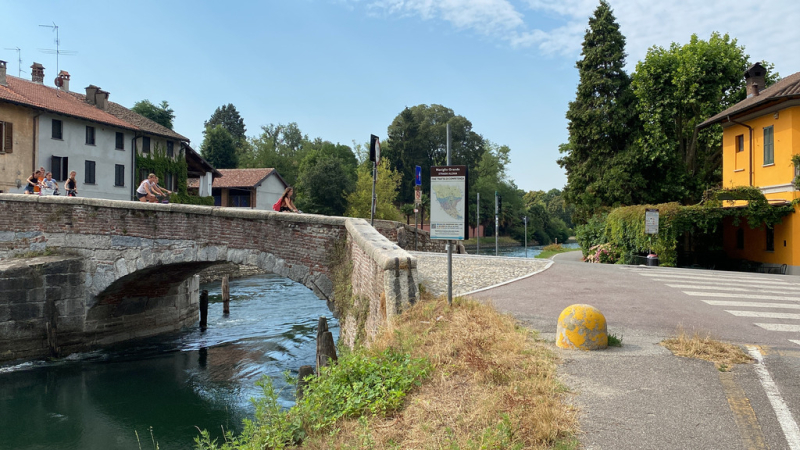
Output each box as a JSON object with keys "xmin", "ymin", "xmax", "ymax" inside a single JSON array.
[
  {"xmin": 721, "ymin": 105, "xmax": 800, "ymax": 270},
  {"xmin": 0, "ymin": 103, "xmax": 36, "ymax": 193}
]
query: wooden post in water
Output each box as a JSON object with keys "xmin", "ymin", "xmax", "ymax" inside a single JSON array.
[
  {"xmin": 222, "ymin": 275, "xmax": 230, "ymax": 315},
  {"xmin": 296, "ymin": 365, "xmax": 314, "ymax": 400},
  {"xmin": 199, "ymin": 289, "xmax": 209, "ymax": 329},
  {"xmin": 315, "ymin": 317, "xmax": 337, "ymax": 375}
]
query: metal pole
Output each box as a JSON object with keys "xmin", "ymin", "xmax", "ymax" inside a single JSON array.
[
  {"xmin": 446, "ymin": 123, "xmax": 452, "ymax": 306},
  {"xmin": 370, "ymin": 160, "xmax": 377, "ymax": 226},
  {"xmin": 495, "ymin": 191, "xmax": 498, "ymax": 256},
  {"xmin": 414, "ymin": 205, "xmax": 418, "ymax": 251},
  {"xmin": 524, "ymin": 216, "xmax": 528, "ymax": 258},
  {"xmin": 476, "ymin": 192, "xmax": 480, "ymax": 255}
]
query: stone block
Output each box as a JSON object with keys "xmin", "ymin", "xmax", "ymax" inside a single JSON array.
[
  {"xmin": 10, "ymin": 303, "xmax": 43, "ymax": 321},
  {"xmin": 0, "ymin": 304, "xmax": 9, "ymax": 322},
  {"xmin": 111, "ymin": 235, "xmax": 143, "ymax": 248},
  {"xmin": 0, "ymin": 231, "xmax": 14, "ymax": 242},
  {"xmin": 26, "ymin": 288, "xmax": 45, "ymax": 303},
  {"xmin": 45, "ymin": 286, "xmax": 63, "ymax": 301},
  {"xmin": 46, "ymin": 272, "xmax": 83, "ymax": 287}
]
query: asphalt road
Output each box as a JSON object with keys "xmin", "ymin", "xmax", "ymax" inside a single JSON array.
[{"xmin": 472, "ymin": 252, "xmax": 800, "ymax": 450}]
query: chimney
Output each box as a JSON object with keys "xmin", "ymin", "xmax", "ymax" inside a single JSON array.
[
  {"xmin": 745, "ymin": 62, "xmax": 766, "ymax": 98},
  {"xmin": 31, "ymin": 62, "xmax": 45, "ymax": 84},
  {"xmin": 85, "ymin": 85, "xmax": 99, "ymax": 105},
  {"xmin": 0, "ymin": 60, "xmax": 6, "ymax": 86},
  {"xmin": 57, "ymin": 70, "xmax": 70, "ymax": 92}
]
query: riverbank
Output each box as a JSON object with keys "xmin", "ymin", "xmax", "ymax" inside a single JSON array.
[
  {"xmin": 536, "ymin": 244, "xmax": 583, "ymax": 260},
  {"xmin": 195, "ymin": 295, "xmax": 578, "ymax": 449}
]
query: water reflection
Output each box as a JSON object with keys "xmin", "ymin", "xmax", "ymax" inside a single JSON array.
[{"xmin": 0, "ymin": 274, "xmax": 338, "ymax": 450}]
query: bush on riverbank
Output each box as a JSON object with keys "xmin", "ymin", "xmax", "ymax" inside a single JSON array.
[{"xmin": 194, "ymin": 296, "xmax": 578, "ymax": 449}]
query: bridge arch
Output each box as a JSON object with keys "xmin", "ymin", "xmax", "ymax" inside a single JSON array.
[{"xmin": 0, "ymin": 195, "xmax": 418, "ymax": 360}]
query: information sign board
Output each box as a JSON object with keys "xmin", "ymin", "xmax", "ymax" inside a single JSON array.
[
  {"xmin": 645, "ymin": 209, "xmax": 659, "ymax": 235},
  {"xmin": 415, "ymin": 166, "xmax": 422, "ymax": 186},
  {"xmin": 430, "ymin": 166, "xmax": 468, "ymax": 240}
]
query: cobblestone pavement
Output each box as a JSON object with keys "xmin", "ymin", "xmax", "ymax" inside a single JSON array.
[{"xmin": 410, "ymin": 252, "xmax": 552, "ymax": 297}]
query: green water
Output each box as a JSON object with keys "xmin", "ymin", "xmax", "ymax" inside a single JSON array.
[{"xmin": 0, "ymin": 274, "xmax": 338, "ymax": 450}]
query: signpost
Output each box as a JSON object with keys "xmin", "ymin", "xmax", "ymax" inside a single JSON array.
[
  {"xmin": 524, "ymin": 216, "xmax": 528, "ymax": 258},
  {"xmin": 494, "ymin": 191, "xmax": 499, "ymax": 256},
  {"xmin": 369, "ymin": 134, "xmax": 381, "ymax": 226},
  {"xmin": 645, "ymin": 209, "xmax": 659, "ymax": 235},
  {"xmin": 414, "ymin": 166, "xmax": 421, "ymax": 251},
  {"xmin": 476, "ymin": 192, "xmax": 480, "ymax": 255},
  {"xmin": 430, "ymin": 124, "xmax": 468, "ymax": 305}
]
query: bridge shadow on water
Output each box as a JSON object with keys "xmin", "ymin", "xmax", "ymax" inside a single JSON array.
[{"xmin": 0, "ymin": 273, "xmax": 338, "ymax": 450}]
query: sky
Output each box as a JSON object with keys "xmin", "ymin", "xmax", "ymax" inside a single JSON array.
[{"xmin": 2, "ymin": 0, "xmax": 799, "ymax": 192}]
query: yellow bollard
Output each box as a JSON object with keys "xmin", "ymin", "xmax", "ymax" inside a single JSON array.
[{"xmin": 556, "ymin": 304, "xmax": 608, "ymax": 350}]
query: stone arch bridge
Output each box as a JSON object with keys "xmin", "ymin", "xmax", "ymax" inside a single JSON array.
[{"xmin": 0, "ymin": 194, "xmax": 418, "ymax": 361}]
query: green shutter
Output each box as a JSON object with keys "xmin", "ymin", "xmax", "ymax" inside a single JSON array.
[{"xmin": 3, "ymin": 122, "xmax": 11, "ymax": 153}]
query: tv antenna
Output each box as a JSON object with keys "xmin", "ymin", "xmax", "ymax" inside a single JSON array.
[
  {"xmin": 3, "ymin": 47, "xmax": 22, "ymax": 76},
  {"xmin": 38, "ymin": 22, "xmax": 77, "ymax": 74}
]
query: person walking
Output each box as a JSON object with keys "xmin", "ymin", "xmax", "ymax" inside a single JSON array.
[{"xmin": 65, "ymin": 171, "xmax": 78, "ymax": 197}]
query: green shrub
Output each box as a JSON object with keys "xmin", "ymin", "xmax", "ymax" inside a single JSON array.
[
  {"xmin": 194, "ymin": 348, "xmax": 430, "ymax": 449},
  {"xmin": 171, "ymin": 193, "xmax": 214, "ymax": 206},
  {"xmin": 576, "ymin": 213, "xmax": 608, "ymax": 257}
]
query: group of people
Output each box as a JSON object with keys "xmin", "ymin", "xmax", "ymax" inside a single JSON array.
[
  {"xmin": 23, "ymin": 167, "xmax": 78, "ymax": 197},
  {"xmin": 137, "ymin": 173, "xmax": 173, "ymax": 203}
]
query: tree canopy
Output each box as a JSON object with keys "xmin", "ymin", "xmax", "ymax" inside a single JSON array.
[
  {"xmin": 131, "ymin": 100, "xmax": 175, "ymax": 129},
  {"xmin": 200, "ymin": 125, "xmax": 238, "ymax": 169},
  {"xmin": 205, "ymin": 104, "xmax": 247, "ymax": 144}
]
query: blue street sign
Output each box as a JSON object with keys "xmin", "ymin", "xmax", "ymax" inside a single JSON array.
[{"xmin": 415, "ymin": 166, "xmax": 422, "ymax": 185}]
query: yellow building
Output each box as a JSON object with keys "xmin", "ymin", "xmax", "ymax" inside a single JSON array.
[{"xmin": 699, "ymin": 63, "xmax": 800, "ymax": 274}]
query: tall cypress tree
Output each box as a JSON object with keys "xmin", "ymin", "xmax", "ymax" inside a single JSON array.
[{"xmin": 558, "ymin": 0, "xmax": 642, "ymax": 223}]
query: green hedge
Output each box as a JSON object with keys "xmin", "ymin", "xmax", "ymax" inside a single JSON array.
[{"xmin": 171, "ymin": 193, "xmax": 214, "ymax": 206}]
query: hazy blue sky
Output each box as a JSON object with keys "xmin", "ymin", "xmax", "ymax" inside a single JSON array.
[{"xmin": 2, "ymin": 0, "xmax": 798, "ymax": 192}]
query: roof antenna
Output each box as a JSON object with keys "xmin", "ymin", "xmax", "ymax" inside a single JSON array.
[
  {"xmin": 3, "ymin": 47, "xmax": 22, "ymax": 77},
  {"xmin": 38, "ymin": 22, "xmax": 77, "ymax": 75}
]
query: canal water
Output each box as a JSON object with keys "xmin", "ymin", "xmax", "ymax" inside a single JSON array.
[
  {"xmin": 468, "ymin": 242, "xmax": 580, "ymax": 258},
  {"xmin": 0, "ymin": 273, "xmax": 338, "ymax": 450}
]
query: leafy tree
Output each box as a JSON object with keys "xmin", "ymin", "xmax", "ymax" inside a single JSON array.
[
  {"xmin": 345, "ymin": 160, "xmax": 401, "ymax": 221},
  {"xmin": 200, "ymin": 125, "xmax": 238, "ymax": 169},
  {"xmin": 558, "ymin": 1, "xmax": 641, "ymax": 223},
  {"xmin": 385, "ymin": 105, "xmax": 485, "ymax": 203},
  {"xmin": 131, "ymin": 100, "xmax": 175, "ymax": 129},
  {"xmin": 205, "ymin": 104, "xmax": 247, "ymax": 144},
  {"xmin": 239, "ymin": 122, "xmax": 310, "ymax": 185},
  {"xmin": 295, "ymin": 141, "xmax": 358, "ymax": 215},
  {"xmin": 400, "ymin": 204, "xmax": 415, "ymax": 225},
  {"xmin": 631, "ymin": 33, "xmax": 779, "ymax": 203}
]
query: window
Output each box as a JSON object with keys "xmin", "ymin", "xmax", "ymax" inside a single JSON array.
[
  {"xmin": 167, "ymin": 141, "xmax": 174, "ymax": 157},
  {"xmin": 50, "ymin": 156, "xmax": 69, "ymax": 181},
  {"xmin": 116, "ymin": 132, "xmax": 124, "ymax": 150},
  {"xmin": 139, "ymin": 169, "xmax": 148, "ymax": 186},
  {"xmin": 85, "ymin": 126, "xmax": 96, "ymax": 145},
  {"xmin": 114, "ymin": 164, "xmax": 125, "ymax": 187},
  {"xmin": 0, "ymin": 121, "xmax": 12, "ymax": 153},
  {"xmin": 164, "ymin": 172, "xmax": 175, "ymax": 191},
  {"xmin": 766, "ymin": 227, "xmax": 775, "ymax": 252},
  {"xmin": 85, "ymin": 160, "xmax": 96, "ymax": 184},
  {"xmin": 142, "ymin": 137, "xmax": 151, "ymax": 153},
  {"xmin": 763, "ymin": 126, "xmax": 774, "ymax": 165},
  {"xmin": 52, "ymin": 119, "xmax": 63, "ymax": 140},
  {"xmin": 736, "ymin": 228, "xmax": 744, "ymax": 250},
  {"xmin": 736, "ymin": 134, "xmax": 744, "ymax": 152}
]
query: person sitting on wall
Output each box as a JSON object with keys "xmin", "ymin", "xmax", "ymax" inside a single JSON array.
[
  {"xmin": 23, "ymin": 170, "xmax": 40, "ymax": 194},
  {"xmin": 136, "ymin": 173, "xmax": 159, "ymax": 202},
  {"xmin": 65, "ymin": 171, "xmax": 78, "ymax": 197},
  {"xmin": 34, "ymin": 166, "xmax": 45, "ymax": 194},
  {"xmin": 273, "ymin": 187, "xmax": 300, "ymax": 213},
  {"xmin": 40, "ymin": 172, "xmax": 59, "ymax": 196}
]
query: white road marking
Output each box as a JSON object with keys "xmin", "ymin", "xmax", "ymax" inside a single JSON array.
[
  {"xmin": 790, "ymin": 340, "xmax": 800, "ymax": 347},
  {"xmin": 685, "ymin": 291, "xmax": 800, "ymax": 302},
  {"xmin": 755, "ymin": 324, "xmax": 800, "ymax": 332},
  {"xmin": 704, "ymin": 301, "xmax": 800, "ymax": 309},
  {"xmin": 666, "ymin": 284, "xmax": 800, "ymax": 295},
  {"xmin": 725, "ymin": 310, "xmax": 800, "ymax": 320},
  {"xmin": 746, "ymin": 346, "xmax": 800, "ymax": 450},
  {"xmin": 632, "ymin": 268, "xmax": 794, "ymax": 282},
  {"xmin": 639, "ymin": 273, "xmax": 800, "ymax": 286}
]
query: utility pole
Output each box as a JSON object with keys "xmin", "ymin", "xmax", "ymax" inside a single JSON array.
[{"xmin": 524, "ymin": 216, "xmax": 528, "ymax": 257}]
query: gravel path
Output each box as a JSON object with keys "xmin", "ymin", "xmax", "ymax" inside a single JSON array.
[{"xmin": 411, "ymin": 252, "xmax": 552, "ymax": 297}]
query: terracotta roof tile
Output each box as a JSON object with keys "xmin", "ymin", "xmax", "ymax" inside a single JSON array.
[
  {"xmin": 0, "ymin": 75, "xmax": 135, "ymax": 130},
  {"xmin": 699, "ymin": 71, "xmax": 800, "ymax": 128},
  {"xmin": 213, "ymin": 168, "xmax": 276, "ymax": 188},
  {"xmin": 69, "ymin": 92, "xmax": 188, "ymax": 141}
]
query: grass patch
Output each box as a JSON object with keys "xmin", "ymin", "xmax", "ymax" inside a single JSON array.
[
  {"xmin": 660, "ymin": 328, "xmax": 752, "ymax": 372},
  {"xmin": 463, "ymin": 236, "xmax": 520, "ymax": 246},
  {"xmin": 195, "ymin": 294, "xmax": 578, "ymax": 449},
  {"xmin": 13, "ymin": 248, "xmax": 57, "ymax": 258},
  {"xmin": 607, "ymin": 333, "xmax": 623, "ymax": 347},
  {"xmin": 535, "ymin": 244, "xmax": 582, "ymax": 260}
]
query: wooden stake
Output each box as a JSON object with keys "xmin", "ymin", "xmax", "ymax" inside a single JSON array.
[
  {"xmin": 222, "ymin": 275, "xmax": 230, "ymax": 315},
  {"xmin": 317, "ymin": 331, "xmax": 338, "ymax": 375},
  {"xmin": 199, "ymin": 289, "xmax": 209, "ymax": 329},
  {"xmin": 296, "ymin": 365, "xmax": 314, "ymax": 400}
]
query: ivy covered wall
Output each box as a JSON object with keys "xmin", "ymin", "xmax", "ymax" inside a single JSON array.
[{"xmin": 136, "ymin": 143, "xmax": 213, "ymax": 205}]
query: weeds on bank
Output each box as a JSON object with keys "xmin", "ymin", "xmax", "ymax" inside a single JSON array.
[
  {"xmin": 13, "ymin": 248, "xmax": 57, "ymax": 258},
  {"xmin": 660, "ymin": 328, "xmax": 752, "ymax": 372},
  {"xmin": 607, "ymin": 333, "xmax": 623, "ymax": 347},
  {"xmin": 195, "ymin": 294, "xmax": 577, "ymax": 449}
]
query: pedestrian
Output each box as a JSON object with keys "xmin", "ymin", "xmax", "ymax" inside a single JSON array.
[
  {"xmin": 34, "ymin": 166, "xmax": 45, "ymax": 194},
  {"xmin": 136, "ymin": 173, "xmax": 158, "ymax": 202},
  {"xmin": 23, "ymin": 170, "xmax": 39, "ymax": 194},
  {"xmin": 273, "ymin": 187, "xmax": 300, "ymax": 213},
  {"xmin": 40, "ymin": 172, "xmax": 59, "ymax": 195},
  {"xmin": 65, "ymin": 171, "xmax": 78, "ymax": 197}
]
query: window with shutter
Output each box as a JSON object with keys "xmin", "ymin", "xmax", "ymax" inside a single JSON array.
[
  {"xmin": 764, "ymin": 126, "xmax": 774, "ymax": 165},
  {"xmin": 115, "ymin": 164, "xmax": 125, "ymax": 186},
  {"xmin": 85, "ymin": 160, "xmax": 96, "ymax": 184},
  {"xmin": 116, "ymin": 132, "xmax": 124, "ymax": 150},
  {"xmin": 1, "ymin": 122, "xmax": 12, "ymax": 153}
]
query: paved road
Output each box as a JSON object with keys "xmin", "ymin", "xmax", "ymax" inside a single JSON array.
[{"xmin": 472, "ymin": 252, "xmax": 800, "ymax": 450}]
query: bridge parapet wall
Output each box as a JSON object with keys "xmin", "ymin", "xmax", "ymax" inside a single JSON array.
[{"xmin": 0, "ymin": 194, "xmax": 418, "ymax": 360}]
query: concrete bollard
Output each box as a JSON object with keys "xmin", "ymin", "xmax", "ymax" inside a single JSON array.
[{"xmin": 556, "ymin": 304, "xmax": 608, "ymax": 350}]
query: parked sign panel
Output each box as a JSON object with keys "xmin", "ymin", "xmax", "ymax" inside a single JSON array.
[
  {"xmin": 645, "ymin": 209, "xmax": 659, "ymax": 235},
  {"xmin": 430, "ymin": 166, "xmax": 468, "ymax": 240}
]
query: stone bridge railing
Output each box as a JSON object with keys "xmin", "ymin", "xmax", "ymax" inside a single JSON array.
[{"xmin": 0, "ymin": 194, "xmax": 418, "ymax": 361}]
